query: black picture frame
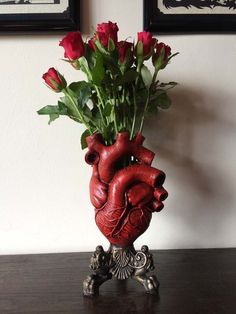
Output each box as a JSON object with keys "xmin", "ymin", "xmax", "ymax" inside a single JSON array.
[
  {"xmin": 0, "ymin": 0, "xmax": 79, "ymax": 32},
  {"xmin": 144, "ymin": 0, "xmax": 236, "ymax": 33}
]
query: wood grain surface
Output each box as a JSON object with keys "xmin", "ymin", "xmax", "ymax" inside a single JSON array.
[{"xmin": 0, "ymin": 248, "xmax": 235, "ymax": 314}]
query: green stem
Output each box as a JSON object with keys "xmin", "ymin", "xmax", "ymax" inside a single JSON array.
[
  {"xmin": 95, "ymin": 86, "xmax": 105, "ymax": 109},
  {"xmin": 109, "ymin": 72, "xmax": 119, "ymax": 134},
  {"xmin": 139, "ymin": 89, "xmax": 150, "ymax": 133},
  {"xmin": 129, "ymin": 62, "xmax": 143, "ymax": 139},
  {"xmin": 130, "ymin": 85, "xmax": 137, "ymax": 140},
  {"xmin": 80, "ymin": 62, "xmax": 107, "ymax": 130},
  {"xmin": 94, "ymin": 86, "xmax": 107, "ymax": 127},
  {"xmin": 135, "ymin": 61, "xmax": 142, "ymax": 86},
  {"xmin": 122, "ymin": 86, "xmax": 126, "ymax": 130},
  {"xmin": 138, "ymin": 68, "xmax": 159, "ymax": 133},
  {"xmin": 64, "ymin": 89, "xmax": 92, "ymax": 134},
  {"xmin": 112, "ymin": 87, "xmax": 118, "ymax": 134},
  {"xmin": 127, "ymin": 97, "xmax": 132, "ymax": 135},
  {"xmin": 152, "ymin": 68, "xmax": 159, "ymax": 85}
]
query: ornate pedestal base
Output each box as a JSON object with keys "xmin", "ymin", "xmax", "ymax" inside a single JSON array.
[{"xmin": 83, "ymin": 245, "xmax": 159, "ymax": 296}]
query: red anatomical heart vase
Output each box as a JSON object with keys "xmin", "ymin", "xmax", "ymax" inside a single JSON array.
[{"xmin": 85, "ymin": 132, "xmax": 168, "ymax": 248}]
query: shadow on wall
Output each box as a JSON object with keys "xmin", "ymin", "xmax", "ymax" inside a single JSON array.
[
  {"xmin": 144, "ymin": 86, "xmax": 235, "ymax": 244},
  {"xmin": 81, "ymin": 0, "xmax": 91, "ymax": 35}
]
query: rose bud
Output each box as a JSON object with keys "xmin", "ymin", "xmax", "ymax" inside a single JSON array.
[
  {"xmin": 42, "ymin": 67, "xmax": 66, "ymax": 93},
  {"xmin": 59, "ymin": 31, "xmax": 85, "ymax": 60},
  {"xmin": 88, "ymin": 36, "xmax": 96, "ymax": 52},
  {"xmin": 152, "ymin": 42, "xmax": 171, "ymax": 70},
  {"xmin": 135, "ymin": 31, "xmax": 156, "ymax": 60},
  {"xmin": 96, "ymin": 21, "xmax": 119, "ymax": 50},
  {"xmin": 117, "ymin": 41, "xmax": 133, "ymax": 67}
]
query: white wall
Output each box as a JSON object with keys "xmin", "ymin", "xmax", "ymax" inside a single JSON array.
[{"xmin": 0, "ymin": 0, "xmax": 236, "ymax": 254}]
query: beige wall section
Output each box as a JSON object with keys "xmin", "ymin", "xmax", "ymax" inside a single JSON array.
[{"xmin": 0, "ymin": 0, "xmax": 235, "ymax": 254}]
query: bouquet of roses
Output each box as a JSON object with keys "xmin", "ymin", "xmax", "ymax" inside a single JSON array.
[{"xmin": 38, "ymin": 21, "xmax": 178, "ymax": 148}]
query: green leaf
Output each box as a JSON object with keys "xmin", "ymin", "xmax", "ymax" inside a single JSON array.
[
  {"xmin": 167, "ymin": 52, "xmax": 179, "ymax": 64},
  {"xmin": 82, "ymin": 104, "xmax": 92, "ymax": 122},
  {"xmin": 102, "ymin": 53, "xmax": 120, "ymax": 77},
  {"xmin": 135, "ymin": 88, "xmax": 148, "ymax": 108},
  {"xmin": 48, "ymin": 113, "xmax": 59, "ymax": 124},
  {"xmin": 91, "ymin": 106, "xmax": 100, "ymax": 119},
  {"xmin": 156, "ymin": 92, "xmax": 171, "ymax": 109},
  {"xmin": 68, "ymin": 81, "xmax": 91, "ymax": 107},
  {"xmin": 103, "ymin": 102, "xmax": 112, "ymax": 116},
  {"xmin": 94, "ymin": 40, "xmax": 110, "ymax": 55},
  {"xmin": 147, "ymin": 104, "xmax": 159, "ymax": 114},
  {"xmin": 150, "ymin": 89, "xmax": 166, "ymax": 101},
  {"xmin": 91, "ymin": 106, "xmax": 103, "ymax": 130},
  {"xmin": 159, "ymin": 81, "xmax": 178, "ymax": 88},
  {"xmin": 80, "ymin": 129, "xmax": 90, "ymax": 150},
  {"xmin": 114, "ymin": 69, "xmax": 138, "ymax": 86},
  {"xmin": 108, "ymin": 38, "xmax": 115, "ymax": 52},
  {"xmin": 59, "ymin": 96, "xmax": 81, "ymax": 123},
  {"xmin": 136, "ymin": 41, "xmax": 143, "ymax": 58},
  {"xmin": 37, "ymin": 103, "xmax": 68, "ymax": 124},
  {"xmin": 147, "ymin": 90, "xmax": 172, "ymax": 114},
  {"xmin": 37, "ymin": 104, "xmax": 67, "ymax": 115},
  {"xmin": 154, "ymin": 48, "xmax": 165, "ymax": 71},
  {"xmin": 78, "ymin": 56, "xmax": 89, "ymax": 73},
  {"xmin": 103, "ymin": 122, "xmax": 115, "ymax": 144},
  {"xmin": 91, "ymin": 53, "xmax": 105, "ymax": 85},
  {"xmin": 141, "ymin": 65, "xmax": 152, "ymax": 89},
  {"xmin": 85, "ymin": 43, "xmax": 96, "ymax": 68}
]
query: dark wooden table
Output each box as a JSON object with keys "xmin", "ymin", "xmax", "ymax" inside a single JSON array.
[{"xmin": 0, "ymin": 248, "xmax": 235, "ymax": 314}]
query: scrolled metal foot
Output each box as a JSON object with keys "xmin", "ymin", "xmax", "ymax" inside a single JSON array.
[
  {"xmin": 132, "ymin": 245, "xmax": 159, "ymax": 294},
  {"xmin": 83, "ymin": 244, "xmax": 159, "ymax": 296},
  {"xmin": 83, "ymin": 245, "xmax": 112, "ymax": 296},
  {"xmin": 133, "ymin": 274, "xmax": 159, "ymax": 294},
  {"xmin": 83, "ymin": 272, "xmax": 112, "ymax": 296}
]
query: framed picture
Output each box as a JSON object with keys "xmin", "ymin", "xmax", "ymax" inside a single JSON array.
[
  {"xmin": 0, "ymin": 0, "xmax": 79, "ymax": 32},
  {"xmin": 144, "ymin": 0, "xmax": 236, "ymax": 33}
]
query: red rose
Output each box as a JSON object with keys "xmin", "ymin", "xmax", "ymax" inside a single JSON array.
[
  {"xmin": 88, "ymin": 36, "xmax": 96, "ymax": 51},
  {"xmin": 59, "ymin": 31, "xmax": 85, "ymax": 60},
  {"xmin": 96, "ymin": 21, "xmax": 119, "ymax": 49},
  {"xmin": 117, "ymin": 41, "xmax": 133, "ymax": 65},
  {"xmin": 136, "ymin": 31, "xmax": 156, "ymax": 59},
  {"xmin": 154, "ymin": 42, "xmax": 171, "ymax": 61},
  {"xmin": 152, "ymin": 42, "xmax": 171, "ymax": 69},
  {"xmin": 42, "ymin": 67, "xmax": 66, "ymax": 92}
]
